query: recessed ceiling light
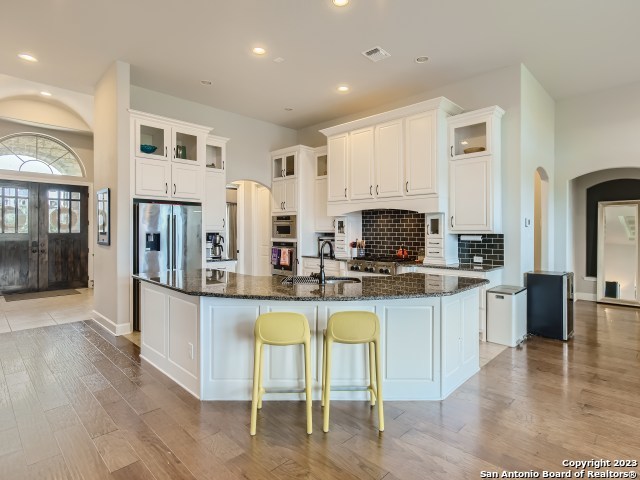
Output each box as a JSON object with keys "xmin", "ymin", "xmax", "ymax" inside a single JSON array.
[
  {"xmin": 284, "ymin": 107, "xmax": 293, "ymax": 111},
  {"xmin": 333, "ymin": 0, "xmax": 349, "ymax": 6},
  {"xmin": 337, "ymin": 85, "xmax": 350, "ymax": 93},
  {"xmin": 40, "ymin": 91, "xmax": 52, "ymax": 97},
  {"xmin": 415, "ymin": 56, "xmax": 429, "ymax": 64},
  {"xmin": 18, "ymin": 53, "xmax": 38, "ymax": 62},
  {"xmin": 200, "ymin": 80, "xmax": 212, "ymax": 85},
  {"xmin": 252, "ymin": 47, "xmax": 266, "ymax": 55}
]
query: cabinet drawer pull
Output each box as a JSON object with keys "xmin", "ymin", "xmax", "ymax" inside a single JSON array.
[
  {"xmin": 405, "ymin": 181, "xmax": 409, "ymax": 193},
  {"xmin": 173, "ymin": 147, "xmax": 176, "ymax": 159},
  {"xmin": 376, "ymin": 185, "xmax": 379, "ymax": 195},
  {"xmin": 451, "ymin": 216, "xmax": 454, "ymax": 228},
  {"xmin": 450, "ymin": 146, "xmax": 454, "ymax": 157},
  {"xmin": 165, "ymin": 183, "xmax": 168, "ymax": 194},
  {"xmin": 370, "ymin": 185, "xmax": 372, "ymax": 196},
  {"xmin": 173, "ymin": 183, "xmax": 176, "ymax": 195},
  {"xmin": 223, "ymin": 218, "xmax": 225, "ymax": 228},
  {"xmin": 344, "ymin": 188, "xmax": 347, "ymax": 198},
  {"xmin": 165, "ymin": 146, "xmax": 168, "ymax": 157}
]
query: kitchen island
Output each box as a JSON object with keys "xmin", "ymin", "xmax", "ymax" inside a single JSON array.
[{"xmin": 135, "ymin": 269, "xmax": 488, "ymax": 402}]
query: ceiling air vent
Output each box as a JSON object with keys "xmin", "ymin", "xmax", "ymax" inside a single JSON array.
[{"xmin": 362, "ymin": 46, "xmax": 391, "ymax": 63}]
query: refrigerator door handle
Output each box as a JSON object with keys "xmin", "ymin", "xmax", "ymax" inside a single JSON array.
[
  {"xmin": 172, "ymin": 215, "xmax": 177, "ymax": 270},
  {"xmin": 167, "ymin": 214, "xmax": 171, "ymax": 270}
]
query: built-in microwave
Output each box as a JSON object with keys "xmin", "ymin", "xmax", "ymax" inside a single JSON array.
[{"xmin": 272, "ymin": 215, "xmax": 297, "ymax": 239}]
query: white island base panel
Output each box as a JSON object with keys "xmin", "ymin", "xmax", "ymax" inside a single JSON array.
[{"xmin": 139, "ymin": 282, "xmax": 480, "ymax": 402}]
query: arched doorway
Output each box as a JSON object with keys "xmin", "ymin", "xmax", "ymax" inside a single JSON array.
[{"xmin": 534, "ymin": 167, "xmax": 550, "ymax": 270}]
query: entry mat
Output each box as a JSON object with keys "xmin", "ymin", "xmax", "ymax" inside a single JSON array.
[{"xmin": 2, "ymin": 289, "xmax": 81, "ymax": 302}]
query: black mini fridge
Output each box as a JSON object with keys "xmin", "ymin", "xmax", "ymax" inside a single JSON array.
[{"xmin": 524, "ymin": 271, "xmax": 574, "ymax": 340}]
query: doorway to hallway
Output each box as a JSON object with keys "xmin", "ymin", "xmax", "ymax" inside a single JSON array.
[{"xmin": 0, "ymin": 179, "xmax": 89, "ymax": 293}]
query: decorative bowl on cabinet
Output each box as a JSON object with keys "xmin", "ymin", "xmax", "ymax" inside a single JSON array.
[{"xmin": 140, "ymin": 144, "xmax": 158, "ymax": 154}]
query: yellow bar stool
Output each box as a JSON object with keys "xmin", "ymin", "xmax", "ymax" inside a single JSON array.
[
  {"xmin": 322, "ymin": 311, "xmax": 384, "ymax": 433},
  {"xmin": 250, "ymin": 312, "xmax": 312, "ymax": 436}
]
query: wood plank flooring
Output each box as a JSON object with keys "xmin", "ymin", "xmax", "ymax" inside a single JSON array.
[{"xmin": 0, "ymin": 300, "xmax": 638, "ymax": 479}]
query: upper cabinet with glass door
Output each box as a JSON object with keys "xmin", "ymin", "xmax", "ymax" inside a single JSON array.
[
  {"xmin": 131, "ymin": 110, "xmax": 209, "ymax": 165},
  {"xmin": 206, "ymin": 135, "xmax": 229, "ymax": 173},
  {"xmin": 272, "ymin": 150, "xmax": 297, "ymax": 181},
  {"xmin": 448, "ymin": 106, "xmax": 505, "ymax": 160}
]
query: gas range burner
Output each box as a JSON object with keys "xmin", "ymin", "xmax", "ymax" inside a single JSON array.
[
  {"xmin": 347, "ymin": 258, "xmax": 401, "ymax": 275},
  {"xmin": 357, "ymin": 255, "xmax": 416, "ymax": 263}
]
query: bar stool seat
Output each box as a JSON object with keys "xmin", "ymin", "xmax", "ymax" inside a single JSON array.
[
  {"xmin": 322, "ymin": 311, "xmax": 384, "ymax": 432},
  {"xmin": 250, "ymin": 312, "xmax": 312, "ymax": 436}
]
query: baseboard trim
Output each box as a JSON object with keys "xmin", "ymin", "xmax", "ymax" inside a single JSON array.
[
  {"xmin": 91, "ymin": 310, "xmax": 132, "ymax": 336},
  {"xmin": 575, "ymin": 292, "xmax": 597, "ymax": 302}
]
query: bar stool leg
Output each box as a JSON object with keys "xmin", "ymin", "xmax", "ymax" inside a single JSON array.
[
  {"xmin": 374, "ymin": 339, "xmax": 384, "ymax": 432},
  {"xmin": 322, "ymin": 338, "xmax": 333, "ymax": 433},
  {"xmin": 250, "ymin": 339, "xmax": 262, "ymax": 436},
  {"xmin": 321, "ymin": 331, "xmax": 326, "ymax": 407},
  {"xmin": 304, "ymin": 340, "xmax": 312, "ymax": 434},
  {"xmin": 257, "ymin": 344, "xmax": 264, "ymax": 410},
  {"xmin": 368, "ymin": 342, "xmax": 376, "ymax": 407}
]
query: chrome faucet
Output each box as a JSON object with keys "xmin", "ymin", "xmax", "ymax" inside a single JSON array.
[{"xmin": 318, "ymin": 240, "xmax": 334, "ymax": 285}]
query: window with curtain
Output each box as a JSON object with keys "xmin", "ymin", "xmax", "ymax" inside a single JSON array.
[{"xmin": 0, "ymin": 133, "xmax": 85, "ymax": 177}]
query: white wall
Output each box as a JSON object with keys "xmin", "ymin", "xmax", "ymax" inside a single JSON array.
[
  {"xmin": 555, "ymin": 80, "xmax": 640, "ymax": 274},
  {"xmin": 130, "ymin": 86, "xmax": 297, "ymax": 188},
  {"xmin": 520, "ymin": 65, "xmax": 556, "ymax": 276},
  {"xmin": 0, "ymin": 97, "xmax": 91, "ymax": 133},
  {"xmin": 93, "ymin": 61, "xmax": 131, "ymax": 334}
]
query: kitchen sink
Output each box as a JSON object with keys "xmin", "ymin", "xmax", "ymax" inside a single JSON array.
[{"xmin": 281, "ymin": 276, "xmax": 361, "ymax": 285}]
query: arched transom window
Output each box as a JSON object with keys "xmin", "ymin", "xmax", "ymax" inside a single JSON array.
[{"xmin": 0, "ymin": 133, "xmax": 85, "ymax": 177}]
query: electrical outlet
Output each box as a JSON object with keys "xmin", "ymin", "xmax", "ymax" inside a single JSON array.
[{"xmin": 473, "ymin": 256, "xmax": 483, "ymax": 263}]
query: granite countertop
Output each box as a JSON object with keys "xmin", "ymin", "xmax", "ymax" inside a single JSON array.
[
  {"xmin": 416, "ymin": 263, "xmax": 504, "ymax": 272},
  {"xmin": 134, "ymin": 269, "xmax": 488, "ymax": 301}
]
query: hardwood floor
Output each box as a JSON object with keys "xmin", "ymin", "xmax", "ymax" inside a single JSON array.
[{"xmin": 0, "ymin": 300, "xmax": 639, "ymax": 479}]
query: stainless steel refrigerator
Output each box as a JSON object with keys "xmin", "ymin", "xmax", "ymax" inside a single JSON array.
[{"xmin": 133, "ymin": 201, "xmax": 202, "ymax": 330}]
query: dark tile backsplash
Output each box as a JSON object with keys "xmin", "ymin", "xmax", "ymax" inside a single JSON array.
[
  {"xmin": 458, "ymin": 234, "xmax": 504, "ymax": 266},
  {"xmin": 362, "ymin": 209, "xmax": 425, "ymax": 258}
]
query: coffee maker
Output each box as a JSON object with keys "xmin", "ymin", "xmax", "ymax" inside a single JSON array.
[{"xmin": 206, "ymin": 232, "xmax": 225, "ymax": 260}]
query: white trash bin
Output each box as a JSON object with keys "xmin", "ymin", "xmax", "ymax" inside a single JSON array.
[{"xmin": 487, "ymin": 285, "xmax": 527, "ymax": 347}]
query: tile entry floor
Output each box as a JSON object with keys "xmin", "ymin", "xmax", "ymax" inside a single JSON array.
[{"xmin": 0, "ymin": 288, "xmax": 95, "ymax": 333}]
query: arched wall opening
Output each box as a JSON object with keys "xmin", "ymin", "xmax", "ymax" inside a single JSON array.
[{"xmin": 570, "ymin": 167, "xmax": 640, "ymax": 300}]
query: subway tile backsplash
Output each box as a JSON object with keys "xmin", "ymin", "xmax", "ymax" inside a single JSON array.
[
  {"xmin": 362, "ymin": 209, "xmax": 425, "ymax": 258},
  {"xmin": 457, "ymin": 234, "xmax": 504, "ymax": 266}
]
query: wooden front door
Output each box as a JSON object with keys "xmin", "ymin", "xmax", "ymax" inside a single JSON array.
[{"xmin": 0, "ymin": 181, "xmax": 89, "ymax": 294}]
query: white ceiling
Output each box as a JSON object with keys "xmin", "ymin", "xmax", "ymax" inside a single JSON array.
[{"xmin": 2, "ymin": 0, "xmax": 639, "ymax": 130}]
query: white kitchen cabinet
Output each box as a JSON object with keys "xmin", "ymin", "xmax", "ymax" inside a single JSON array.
[
  {"xmin": 448, "ymin": 106, "xmax": 504, "ymax": 233},
  {"xmin": 302, "ymin": 257, "xmax": 343, "ymax": 277},
  {"xmin": 204, "ymin": 170, "xmax": 226, "ymax": 231},
  {"xmin": 375, "ymin": 119, "xmax": 403, "ymax": 198},
  {"xmin": 272, "ymin": 178, "xmax": 297, "ymax": 213},
  {"xmin": 440, "ymin": 291, "xmax": 479, "ymax": 398},
  {"xmin": 131, "ymin": 110, "xmax": 210, "ymax": 202},
  {"xmin": 449, "ymin": 156, "xmax": 491, "ymax": 232},
  {"xmin": 321, "ymin": 97, "xmax": 462, "ymax": 215},
  {"xmin": 171, "ymin": 163, "xmax": 202, "ymax": 200},
  {"xmin": 405, "ymin": 111, "xmax": 437, "ymax": 196},
  {"xmin": 314, "ymin": 178, "xmax": 334, "ymax": 232},
  {"xmin": 424, "ymin": 213, "xmax": 458, "ymax": 265},
  {"xmin": 206, "ymin": 134, "xmax": 227, "ymax": 172},
  {"xmin": 140, "ymin": 281, "xmax": 199, "ymax": 396},
  {"xmin": 349, "ymin": 127, "xmax": 375, "ymax": 201},
  {"xmin": 272, "ymin": 151, "xmax": 297, "ymax": 181},
  {"xmin": 135, "ymin": 158, "xmax": 171, "ymax": 198},
  {"xmin": 327, "ymin": 134, "xmax": 349, "ymax": 202}
]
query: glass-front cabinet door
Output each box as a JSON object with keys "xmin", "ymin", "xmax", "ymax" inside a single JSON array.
[
  {"xmin": 448, "ymin": 106, "xmax": 504, "ymax": 160},
  {"xmin": 273, "ymin": 152, "xmax": 296, "ymax": 180},
  {"xmin": 136, "ymin": 119, "xmax": 170, "ymax": 160},
  {"xmin": 172, "ymin": 128, "xmax": 200, "ymax": 163},
  {"xmin": 206, "ymin": 135, "xmax": 228, "ymax": 172}
]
